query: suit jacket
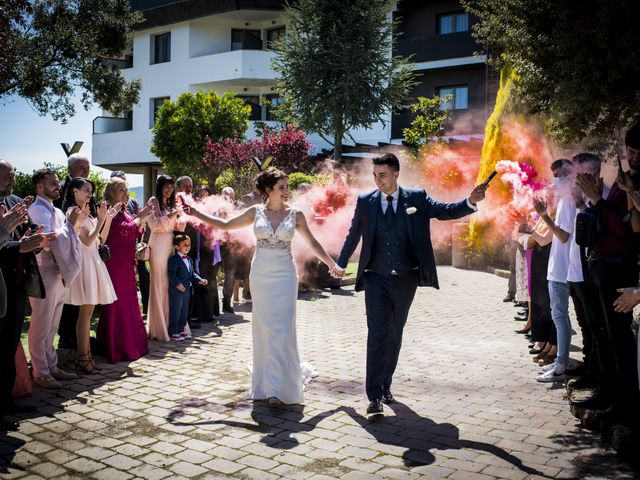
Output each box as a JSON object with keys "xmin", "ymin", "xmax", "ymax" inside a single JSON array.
[
  {"xmin": 53, "ymin": 175, "xmax": 72, "ymax": 210},
  {"xmin": 168, "ymin": 252, "xmax": 203, "ymax": 292},
  {"xmin": 0, "ymin": 195, "xmax": 45, "ymax": 300},
  {"xmin": 0, "ymin": 226, "xmax": 8, "ymax": 316},
  {"xmin": 337, "ymin": 187, "xmax": 476, "ymax": 291}
]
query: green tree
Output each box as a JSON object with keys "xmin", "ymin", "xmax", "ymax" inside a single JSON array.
[
  {"xmin": 271, "ymin": 0, "xmax": 416, "ymax": 160},
  {"xmin": 462, "ymin": 0, "xmax": 640, "ymax": 143},
  {"xmin": 1, "ymin": 0, "xmax": 143, "ymax": 122},
  {"xmin": 402, "ymin": 96, "xmax": 451, "ymax": 157},
  {"xmin": 151, "ymin": 91, "xmax": 251, "ymax": 183}
]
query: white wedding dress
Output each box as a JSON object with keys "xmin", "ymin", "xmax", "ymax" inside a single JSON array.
[{"xmin": 249, "ymin": 205, "xmax": 315, "ymax": 404}]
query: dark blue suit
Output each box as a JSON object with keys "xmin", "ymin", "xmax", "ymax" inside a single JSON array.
[
  {"xmin": 168, "ymin": 252, "xmax": 203, "ymax": 336},
  {"xmin": 338, "ymin": 187, "xmax": 476, "ymax": 401}
]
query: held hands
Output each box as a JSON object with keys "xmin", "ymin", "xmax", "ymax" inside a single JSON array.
[
  {"xmin": 0, "ymin": 204, "xmax": 28, "ymax": 233},
  {"xmin": 613, "ymin": 287, "xmax": 640, "ymax": 313},
  {"xmin": 576, "ymin": 172, "xmax": 602, "ymax": 204},
  {"xmin": 329, "ymin": 263, "xmax": 345, "ymax": 278},
  {"xmin": 199, "ymin": 279, "xmax": 208, "ymax": 286},
  {"xmin": 176, "ymin": 283, "xmax": 186, "ymax": 293},
  {"xmin": 469, "ymin": 184, "xmax": 487, "ymax": 205}
]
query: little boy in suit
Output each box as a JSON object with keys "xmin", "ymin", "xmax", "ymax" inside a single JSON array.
[{"xmin": 168, "ymin": 234, "xmax": 208, "ymax": 341}]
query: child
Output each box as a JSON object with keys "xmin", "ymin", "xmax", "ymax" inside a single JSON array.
[{"xmin": 168, "ymin": 234, "xmax": 208, "ymax": 341}]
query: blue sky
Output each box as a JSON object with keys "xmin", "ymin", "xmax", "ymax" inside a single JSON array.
[{"xmin": 0, "ymin": 94, "xmax": 144, "ymax": 187}]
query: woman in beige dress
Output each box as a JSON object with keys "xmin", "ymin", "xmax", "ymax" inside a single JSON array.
[
  {"xmin": 63, "ymin": 178, "xmax": 119, "ymax": 373},
  {"xmin": 147, "ymin": 175, "xmax": 186, "ymax": 342}
]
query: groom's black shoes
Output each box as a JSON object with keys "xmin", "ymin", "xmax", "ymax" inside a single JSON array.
[
  {"xmin": 381, "ymin": 388, "xmax": 395, "ymax": 405},
  {"xmin": 367, "ymin": 399, "xmax": 384, "ymax": 414}
]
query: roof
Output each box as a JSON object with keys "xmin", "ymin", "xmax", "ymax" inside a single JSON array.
[{"xmin": 130, "ymin": 0, "xmax": 285, "ymax": 30}]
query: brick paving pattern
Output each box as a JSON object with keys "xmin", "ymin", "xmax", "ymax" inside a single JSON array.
[{"xmin": 1, "ymin": 267, "xmax": 637, "ymax": 479}]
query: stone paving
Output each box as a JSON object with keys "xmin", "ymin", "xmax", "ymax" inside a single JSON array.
[{"xmin": 1, "ymin": 267, "xmax": 638, "ymax": 480}]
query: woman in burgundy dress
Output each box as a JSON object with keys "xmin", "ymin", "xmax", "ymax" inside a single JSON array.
[{"xmin": 97, "ymin": 177, "xmax": 153, "ymax": 362}]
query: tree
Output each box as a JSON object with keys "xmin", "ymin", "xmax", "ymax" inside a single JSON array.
[
  {"xmin": 1, "ymin": 0, "xmax": 143, "ymax": 122},
  {"xmin": 402, "ymin": 96, "xmax": 451, "ymax": 157},
  {"xmin": 462, "ymin": 0, "xmax": 640, "ymax": 143},
  {"xmin": 271, "ymin": 0, "xmax": 416, "ymax": 160},
  {"xmin": 151, "ymin": 91, "xmax": 251, "ymax": 183}
]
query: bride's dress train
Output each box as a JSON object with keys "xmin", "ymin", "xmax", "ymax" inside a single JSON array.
[{"xmin": 249, "ymin": 205, "xmax": 315, "ymax": 404}]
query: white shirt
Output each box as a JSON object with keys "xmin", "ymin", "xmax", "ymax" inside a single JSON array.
[
  {"xmin": 547, "ymin": 197, "xmax": 576, "ymax": 283},
  {"xmin": 181, "ymin": 255, "xmax": 191, "ymax": 272}
]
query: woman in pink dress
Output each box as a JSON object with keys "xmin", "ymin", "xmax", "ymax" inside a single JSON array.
[
  {"xmin": 63, "ymin": 178, "xmax": 118, "ymax": 374},
  {"xmin": 97, "ymin": 177, "xmax": 153, "ymax": 362},
  {"xmin": 147, "ymin": 175, "xmax": 186, "ymax": 342}
]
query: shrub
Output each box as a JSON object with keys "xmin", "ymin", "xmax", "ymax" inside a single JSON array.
[{"xmin": 288, "ymin": 172, "xmax": 316, "ymax": 190}]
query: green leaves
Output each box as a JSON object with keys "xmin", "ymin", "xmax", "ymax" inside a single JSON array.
[
  {"xmin": 1, "ymin": 0, "xmax": 142, "ymax": 122},
  {"xmin": 151, "ymin": 91, "xmax": 251, "ymax": 183},
  {"xmin": 402, "ymin": 96, "xmax": 451, "ymax": 155},
  {"xmin": 463, "ymin": 0, "xmax": 640, "ymax": 144},
  {"xmin": 271, "ymin": 0, "xmax": 417, "ymax": 159}
]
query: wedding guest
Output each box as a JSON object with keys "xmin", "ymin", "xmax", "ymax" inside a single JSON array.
[
  {"xmin": 176, "ymin": 176, "xmax": 193, "ymax": 198},
  {"xmin": 0, "ymin": 160, "xmax": 49, "ymax": 431},
  {"xmin": 147, "ymin": 175, "xmax": 186, "ymax": 342},
  {"xmin": 168, "ymin": 234, "xmax": 207, "ymax": 341},
  {"xmin": 56, "ymin": 153, "xmax": 90, "ymax": 350},
  {"xmin": 220, "ymin": 187, "xmax": 241, "ymax": 313},
  {"xmin": 62, "ymin": 178, "xmax": 118, "ymax": 374},
  {"xmin": 97, "ymin": 177, "xmax": 152, "ymax": 362},
  {"xmin": 191, "ymin": 186, "xmax": 221, "ymax": 321},
  {"xmin": 110, "ymin": 171, "xmax": 150, "ymax": 314},
  {"xmin": 28, "ymin": 168, "xmax": 84, "ymax": 389}
]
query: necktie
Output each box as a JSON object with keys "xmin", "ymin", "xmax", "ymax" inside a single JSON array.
[{"xmin": 385, "ymin": 195, "xmax": 395, "ymax": 222}]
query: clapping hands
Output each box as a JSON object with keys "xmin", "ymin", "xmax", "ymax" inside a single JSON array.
[
  {"xmin": 0, "ymin": 203, "xmax": 28, "ymax": 233},
  {"xmin": 19, "ymin": 225, "xmax": 56, "ymax": 253}
]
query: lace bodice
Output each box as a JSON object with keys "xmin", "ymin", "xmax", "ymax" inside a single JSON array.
[{"xmin": 254, "ymin": 205, "xmax": 297, "ymax": 250}]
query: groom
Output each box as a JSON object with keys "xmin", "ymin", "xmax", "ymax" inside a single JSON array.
[{"xmin": 332, "ymin": 153, "xmax": 486, "ymax": 414}]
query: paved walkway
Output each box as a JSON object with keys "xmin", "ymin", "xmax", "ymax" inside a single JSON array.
[{"xmin": 1, "ymin": 267, "xmax": 638, "ymax": 480}]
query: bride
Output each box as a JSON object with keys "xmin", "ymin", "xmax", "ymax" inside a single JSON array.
[{"xmin": 187, "ymin": 167, "xmax": 339, "ymax": 405}]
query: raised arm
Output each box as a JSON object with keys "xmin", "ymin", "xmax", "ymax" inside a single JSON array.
[
  {"xmin": 185, "ymin": 204, "xmax": 256, "ymax": 231},
  {"xmin": 295, "ymin": 211, "xmax": 338, "ymax": 270}
]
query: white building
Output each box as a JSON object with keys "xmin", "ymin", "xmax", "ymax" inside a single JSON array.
[{"xmin": 92, "ymin": 0, "xmax": 489, "ymax": 197}]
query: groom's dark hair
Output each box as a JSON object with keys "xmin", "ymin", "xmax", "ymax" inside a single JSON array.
[{"xmin": 373, "ymin": 153, "xmax": 400, "ymax": 172}]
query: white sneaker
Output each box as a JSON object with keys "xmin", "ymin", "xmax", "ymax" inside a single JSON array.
[
  {"xmin": 540, "ymin": 362, "xmax": 556, "ymax": 373},
  {"xmin": 536, "ymin": 367, "xmax": 565, "ymax": 383}
]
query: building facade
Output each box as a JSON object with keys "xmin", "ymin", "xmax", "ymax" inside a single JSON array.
[{"xmin": 91, "ymin": 0, "xmax": 491, "ymax": 196}]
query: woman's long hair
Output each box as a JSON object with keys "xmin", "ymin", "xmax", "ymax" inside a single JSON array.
[
  {"xmin": 155, "ymin": 175, "xmax": 176, "ymax": 212},
  {"xmin": 62, "ymin": 177, "xmax": 97, "ymax": 217}
]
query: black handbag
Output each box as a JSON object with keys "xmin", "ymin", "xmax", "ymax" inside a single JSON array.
[{"xmin": 98, "ymin": 239, "xmax": 111, "ymax": 262}]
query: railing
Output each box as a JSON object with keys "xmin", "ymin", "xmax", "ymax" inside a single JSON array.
[
  {"xmin": 395, "ymin": 33, "xmax": 480, "ymax": 63},
  {"xmin": 100, "ymin": 57, "xmax": 133, "ymax": 69},
  {"xmin": 93, "ymin": 116, "xmax": 133, "ymax": 134}
]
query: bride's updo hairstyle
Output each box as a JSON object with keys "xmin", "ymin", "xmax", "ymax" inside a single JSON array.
[{"xmin": 256, "ymin": 167, "xmax": 287, "ymax": 199}]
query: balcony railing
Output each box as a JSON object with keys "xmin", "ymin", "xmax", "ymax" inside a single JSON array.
[
  {"xmin": 93, "ymin": 116, "xmax": 133, "ymax": 134},
  {"xmin": 395, "ymin": 32, "xmax": 480, "ymax": 63},
  {"xmin": 100, "ymin": 56, "xmax": 133, "ymax": 70}
]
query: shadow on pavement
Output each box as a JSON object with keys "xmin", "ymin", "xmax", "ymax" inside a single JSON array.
[{"xmin": 168, "ymin": 398, "xmax": 548, "ymax": 477}]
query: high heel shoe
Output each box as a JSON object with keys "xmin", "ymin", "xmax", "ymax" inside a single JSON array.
[
  {"xmin": 515, "ymin": 327, "xmax": 531, "ymax": 334},
  {"xmin": 75, "ymin": 354, "xmax": 99, "ymax": 375},
  {"xmin": 529, "ymin": 342, "xmax": 547, "ymax": 355}
]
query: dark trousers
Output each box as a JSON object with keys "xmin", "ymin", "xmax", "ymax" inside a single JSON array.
[
  {"xmin": 530, "ymin": 244, "xmax": 556, "ymax": 344},
  {"xmin": 363, "ymin": 270, "xmax": 419, "ymax": 401},
  {"xmin": 138, "ymin": 260, "xmax": 150, "ymax": 314},
  {"xmin": 194, "ymin": 263, "xmax": 221, "ymax": 320},
  {"xmin": 568, "ymin": 281, "xmax": 596, "ymax": 369},
  {"xmin": 57, "ymin": 304, "xmax": 80, "ymax": 349},
  {"xmin": 169, "ymin": 290, "xmax": 190, "ymax": 336},
  {"xmin": 0, "ymin": 293, "xmax": 26, "ymax": 412},
  {"xmin": 589, "ymin": 258, "xmax": 639, "ymax": 405},
  {"xmin": 507, "ymin": 240, "xmax": 517, "ymax": 296}
]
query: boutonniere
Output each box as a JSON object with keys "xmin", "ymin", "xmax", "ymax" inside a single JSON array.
[{"xmin": 406, "ymin": 207, "xmax": 417, "ymax": 215}]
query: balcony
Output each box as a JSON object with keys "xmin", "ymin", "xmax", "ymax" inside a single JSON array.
[
  {"xmin": 101, "ymin": 56, "xmax": 133, "ymax": 70},
  {"xmin": 396, "ymin": 32, "xmax": 480, "ymax": 63},
  {"xmin": 93, "ymin": 116, "xmax": 133, "ymax": 134},
  {"xmin": 187, "ymin": 49, "xmax": 277, "ymax": 86}
]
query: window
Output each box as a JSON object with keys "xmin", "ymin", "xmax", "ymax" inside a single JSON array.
[
  {"xmin": 150, "ymin": 97, "xmax": 170, "ymax": 128},
  {"xmin": 238, "ymin": 95, "xmax": 261, "ymax": 120},
  {"xmin": 231, "ymin": 29, "xmax": 262, "ymax": 51},
  {"xmin": 266, "ymin": 27, "xmax": 286, "ymax": 49},
  {"xmin": 437, "ymin": 86, "xmax": 468, "ymax": 110},
  {"xmin": 151, "ymin": 32, "xmax": 171, "ymax": 64},
  {"xmin": 265, "ymin": 94, "xmax": 284, "ymax": 120},
  {"xmin": 437, "ymin": 12, "xmax": 469, "ymax": 34}
]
